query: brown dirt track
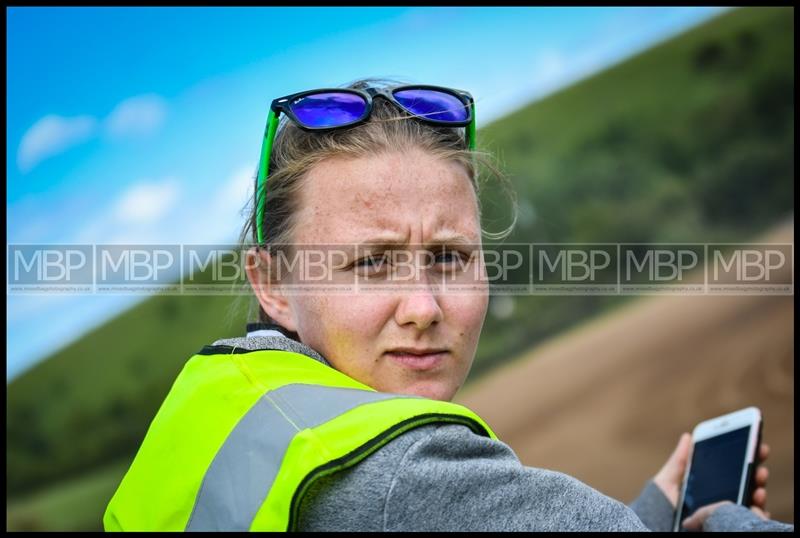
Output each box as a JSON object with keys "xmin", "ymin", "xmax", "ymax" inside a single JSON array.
[{"xmin": 455, "ymin": 218, "xmax": 794, "ymax": 524}]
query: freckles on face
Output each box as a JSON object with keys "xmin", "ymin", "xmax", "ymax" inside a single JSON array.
[
  {"xmin": 287, "ymin": 148, "xmax": 488, "ymax": 401},
  {"xmin": 297, "ymin": 293, "xmax": 392, "ymax": 365}
]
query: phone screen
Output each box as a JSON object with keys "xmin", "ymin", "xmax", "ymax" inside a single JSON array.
[{"xmin": 679, "ymin": 425, "xmax": 752, "ymax": 521}]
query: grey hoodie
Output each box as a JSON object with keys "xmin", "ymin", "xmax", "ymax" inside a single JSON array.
[{"xmin": 212, "ymin": 328, "xmax": 793, "ymax": 532}]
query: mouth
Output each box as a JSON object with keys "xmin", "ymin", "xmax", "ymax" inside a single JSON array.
[{"xmin": 384, "ymin": 347, "xmax": 449, "ymax": 371}]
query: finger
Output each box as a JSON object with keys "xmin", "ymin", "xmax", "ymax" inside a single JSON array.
[
  {"xmin": 750, "ymin": 505, "xmax": 768, "ymax": 521},
  {"xmin": 752, "ymin": 487, "xmax": 767, "ymax": 508},
  {"xmin": 682, "ymin": 508, "xmax": 705, "ymax": 531},
  {"xmin": 660, "ymin": 433, "xmax": 691, "ymax": 482},
  {"xmin": 672, "ymin": 433, "xmax": 692, "ymax": 470},
  {"xmin": 682, "ymin": 502, "xmax": 728, "ymax": 531},
  {"xmin": 683, "ymin": 506, "xmax": 712, "ymax": 531},
  {"xmin": 759, "ymin": 443, "xmax": 770, "ymax": 462},
  {"xmin": 653, "ymin": 433, "xmax": 692, "ymax": 508},
  {"xmin": 755, "ymin": 465, "xmax": 769, "ymax": 488}
]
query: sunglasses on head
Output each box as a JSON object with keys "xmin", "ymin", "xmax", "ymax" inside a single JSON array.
[{"xmin": 255, "ymin": 84, "xmax": 476, "ymax": 244}]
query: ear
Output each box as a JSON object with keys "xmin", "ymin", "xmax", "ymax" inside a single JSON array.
[{"xmin": 245, "ymin": 246, "xmax": 298, "ymax": 332}]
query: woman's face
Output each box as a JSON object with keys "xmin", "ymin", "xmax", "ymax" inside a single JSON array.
[{"xmin": 256, "ymin": 148, "xmax": 489, "ymax": 401}]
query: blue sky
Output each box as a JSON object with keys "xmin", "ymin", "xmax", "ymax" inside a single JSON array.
[{"xmin": 6, "ymin": 6, "xmax": 728, "ymax": 380}]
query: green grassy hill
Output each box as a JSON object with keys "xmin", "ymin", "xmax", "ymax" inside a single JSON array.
[
  {"xmin": 7, "ymin": 6, "xmax": 794, "ymax": 531},
  {"xmin": 473, "ymin": 5, "xmax": 793, "ymax": 372}
]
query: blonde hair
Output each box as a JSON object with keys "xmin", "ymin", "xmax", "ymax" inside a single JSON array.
[{"xmin": 233, "ymin": 77, "xmax": 517, "ymax": 326}]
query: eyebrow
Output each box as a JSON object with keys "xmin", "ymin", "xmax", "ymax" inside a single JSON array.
[{"xmin": 358, "ymin": 232, "xmax": 478, "ymax": 250}]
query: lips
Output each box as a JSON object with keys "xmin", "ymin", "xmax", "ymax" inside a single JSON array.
[{"xmin": 385, "ymin": 348, "xmax": 448, "ymax": 371}]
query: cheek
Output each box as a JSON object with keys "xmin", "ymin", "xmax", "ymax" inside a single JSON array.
[
  {"xmin": 295, "ymin": 294, "xmax": 395, "ymax": 358},
  {"xmin": 442, "ymin": 292, "xmax": 488, "ymax": 345}
]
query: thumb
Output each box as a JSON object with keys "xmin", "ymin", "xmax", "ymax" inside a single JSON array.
[
  {"xmin": 654, "ymin": 432, "xmax": 693, "ymax": 507},
  {"xmin": 664, "ymin": 432, "xmax": 692, "ymax": 480}
]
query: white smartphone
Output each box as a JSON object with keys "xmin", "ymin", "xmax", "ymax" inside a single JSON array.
[{"xmin": 672, "ymin": 406, "xmax": 763, "ymax": 532}]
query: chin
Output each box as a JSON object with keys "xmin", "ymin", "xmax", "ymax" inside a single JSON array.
[{"xmin": 401, "ymin": 382, "xmax": 456, "ymax": 402}]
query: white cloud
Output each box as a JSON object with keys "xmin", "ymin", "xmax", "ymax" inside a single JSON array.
[
  {"xmin": 114, "ymin": 177, "xmax": 182, "ymax": 224},
  {"xmin": 17, "ymin": 115, "xmax": 98, "ymax": 173},
  {"xmin": 105, "ymin": 93, "xmax": 168, "ymax": 137},
  {"xmin": 72, "ymin": 177, "xmax": 182, "ymax": 245},
  {"xmin": 70, "ymin": 165, "xmax": 253, "ymax": 246},
  {"xmin": 187, "ymin": 164, "xmax": 257, "ymax": 245},
  {"xmin": 219, "ymin": 165, "xmax": 256, "ymax": 217},
  {"xmin": 15, "ymin": 93, "xmax": 167, "ymax": 172}
]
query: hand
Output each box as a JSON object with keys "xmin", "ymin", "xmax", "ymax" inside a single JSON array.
[
  {"xmin": 652, "ymin": 433, "xmax": 771, "ymax": 515},
  {"xmin": 681, "ymin": 500, "xmax": 769, "ymax": 531},
  {"xmin": 681, "ymin": 501, "xmax": 731, "ymax": 530},
  {"xmin": 751, "ymin": 443, "xmax": 771, "ymax": 518},
  {"xmin": 652, "ymin": 432, "xmax": 691, "ymax": 507}
]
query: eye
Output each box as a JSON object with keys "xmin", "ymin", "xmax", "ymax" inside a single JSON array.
[
  {"xmin": 434, "ymin": 250, "xmax": 459, "ymax": 264},
  {"xmin": 352, "ymin": 252, "xmax": 389, "ymax": 273},
  {"xmin": 355, "ymin": 254, "xmax": 383, "ymax": 267},
  {"xmin": 434, "ymin": 249, "xmax": 468, "ymax": 265}
]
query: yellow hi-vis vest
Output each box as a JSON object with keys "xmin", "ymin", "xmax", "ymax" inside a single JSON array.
[{"xmin": 104, "ymin": 344, "xmax": 497, "ymax": 531}]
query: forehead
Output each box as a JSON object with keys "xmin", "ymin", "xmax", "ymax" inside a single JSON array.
[{"xmin": 294, "ymin": 150, "xmax": 480, "ymax": 244}]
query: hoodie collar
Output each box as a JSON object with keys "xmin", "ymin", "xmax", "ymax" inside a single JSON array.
[{"xmin": 211, "ymin": 323, "xmax": 330, "ymax": 367}]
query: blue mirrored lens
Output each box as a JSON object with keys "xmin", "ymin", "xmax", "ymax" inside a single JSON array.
[
  {"xmin": 289, "ymin": 92, "xmax": 367, "ymax": 128},
  {"xmin": 393, "ymin": 89, "xmax": 469, "ymax": 122}
]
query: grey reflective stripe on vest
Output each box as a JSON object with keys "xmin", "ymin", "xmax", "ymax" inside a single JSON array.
[{"xmin": 185, "ymin": 384, "xmax": 416, "ymax": 531}]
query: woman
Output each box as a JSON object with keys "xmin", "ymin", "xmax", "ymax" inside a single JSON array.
[{"xmin": 104, "ymin": 78, "xmax": 789, "ymax": 531}]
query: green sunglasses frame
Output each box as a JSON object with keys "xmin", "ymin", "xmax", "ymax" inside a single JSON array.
[{"xmin": 254, "ymin": 85, "xmax": 477, "ymax": 245}]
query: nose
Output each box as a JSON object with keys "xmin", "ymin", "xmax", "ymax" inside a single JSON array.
[{"xmin": 394, "ymin": 286, "xmax": 444, "ymax": 330}]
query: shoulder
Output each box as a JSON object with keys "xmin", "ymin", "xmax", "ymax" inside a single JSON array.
[
  {"xmin": 295, "ymin": 422, "xmax": 444, "ymax": 531},
  {"xmin": 296, "ymin": 422, "xmax": 647, "ymax": 531},
  {"xmin": 380, "ymin": 423, "xmax": 644, "ymax": 531}
]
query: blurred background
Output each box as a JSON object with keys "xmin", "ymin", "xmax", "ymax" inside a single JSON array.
[{"xmin": 6, "ymin": 6, "xmax": 793, "ymax": 530}]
